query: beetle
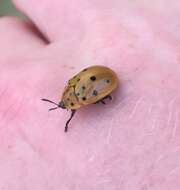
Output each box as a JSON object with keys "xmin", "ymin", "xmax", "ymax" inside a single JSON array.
[{"xmin": 42, "ymin": 65, "xmax": 119, "ymax": 132}]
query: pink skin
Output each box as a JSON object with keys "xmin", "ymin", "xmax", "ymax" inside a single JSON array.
[{"xmin": 0, "ymin": 0, "xmax": 180, "ymax": 189}]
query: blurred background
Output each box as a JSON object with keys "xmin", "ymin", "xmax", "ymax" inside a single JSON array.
[{"xmin": 0, "ymin": 0, "xmax": 24, "ymax": 17}]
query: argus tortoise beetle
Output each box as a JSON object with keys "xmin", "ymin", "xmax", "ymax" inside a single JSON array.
[{"xmin": 42, "ymin": 65, "xmax": 118, "ymax": 132}]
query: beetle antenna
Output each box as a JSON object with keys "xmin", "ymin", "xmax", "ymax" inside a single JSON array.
[
  {"xmin": 41, "ymin": 98, "xmax": 59, "ymax": 106},
  {"xmin": 49, "ymin": 107, "xmax": 59, "ymax": 111}
]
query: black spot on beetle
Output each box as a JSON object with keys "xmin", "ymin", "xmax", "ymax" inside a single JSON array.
[
  {"xmin": 71, "ymin": 102, "xmax": 74, "ymax": 106},
  {"xmin": 76, "ymin": 92, "xmax": 80, "ymax": 96},
  {"xmin": 106, "ymin": 79, "xmax": 110, "ymax": 83},
  {"xmin": 82, "ymin": 86, "xmax": 86, "ymax": 90},
  {"xmin": 82, "ymin": 97, "xmax": 86, "ymax": 101},
  {"xmin": 90, "ymin": 76, "xmax": 96, "ymax": 81},
  {"xmin": 93, "ymin": 90, "xmax": 98, "ymax": 96}
]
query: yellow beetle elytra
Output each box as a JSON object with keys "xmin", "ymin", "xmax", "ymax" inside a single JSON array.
[{"xmin": 42, "ymin": 65, "xmax": 119, "ymax": 132}]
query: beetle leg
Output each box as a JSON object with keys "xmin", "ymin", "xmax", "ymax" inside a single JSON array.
[
  {"xmin": 65, "ymin": 109, "xmax": 76, "ymax": 132},
  {"xmin": 100, "ymin": 100, "xmax": 106, "ymax": 104},
  {"xmin": 102, "ymin": 95, "xmax": 112, "ymax": 101},
  {"xmin": 100, "ymin": 95, "xmax": 112, "ymax": 104},
  {"xmin": 107, "ymin": 95, "xmax": 112, "ymax": 100},
  {"xmin": 94, "ymin": 95, "xmax": 112, "ymax": 105}
]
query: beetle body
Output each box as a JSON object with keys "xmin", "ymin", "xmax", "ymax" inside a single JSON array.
[
  {"xmin": 42, "ymin": 65, "xmax": 119, "ymax": 132},
  {"xmin": 61, "ymin": 65, "xmax": 118, "ymax": 109}
]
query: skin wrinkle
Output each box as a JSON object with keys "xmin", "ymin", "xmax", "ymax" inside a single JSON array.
[
  {"xmin": 150, "ymin": 111, "xmax": 158, "ymax": 131},
  {"xmin": 152, "ymin": 150, "xmax": 179, "ymax": 176},
  {"xmin": 18, "ymin": 134, "xmax": 51, "ymax": 166},
  {"xmin": 167, "ymin": 166, "xmax": 180, "ymax": 177},
  {"xmin": 154, "ymin": 147, "xmax": 180, "ymax": 167},
  {"xmin": 111, "ymin": 93, "xmax": 142, "ymax": 117},
  {"xmin": 88, "ymin": 155, "xmax": 95, "ymax": 162},
  {"xmin": 167, "ymin": 96, "xmax": 178, "ymax": 127},
  {"xmin": 105, "ymin": 124, "xmax": 113, "ymax": 146},
  {"xmin": 141, "ymin": 166, "xmax": 164, "ymax": 188},
  {"xmin": 147, "ymin": 104, "xmax": 153, "ymax": 115},
  {"xmin": 89, "ymin": 152, "xmax": 121, "ymax": 179},
  {"xmin": 155, "ymin": 154, "xmax": 167, "ymax": 164},
  {"xmin": 114, "ymin": 95, "xmax": 132, "ymax": 109},
  {"xmin": 106, "ymin": 95, "xmax": 172, "ymax": 145},
  {"xmin": 142, "ymin": 9, "xmax": 180, "ymax": 51},
  {"xmin": 0, "ymin": 88, "xmax": 8, "ymax": 100},
  {"xmin": 147, "ymin": 97, "xmax": 179, "ymax": 133},
  {"xmin": 171, "ymin": 109, "xmax": 179, "ymax": 137},
  {"xmin": 152, "ymin": 152, "xmax": 180, "ymax": 183},
  {"xmin": 128, "ymin": 96, "xmax": 144, "ymax": 119},
  {"xmin": 146, "ymin": 104, "xmax": 157, "ymax": 131},
  {"xmin": 124, "ymin": 96, "xmax": 180, "ymax": 188},
  {"xmin": 143, "ymin": 112, "xmax": 177, "ymax": 186},
  {"xmin": 1, "ymin": 92, "xmax": 31, "ymax": 133},
  {"xmin": 103, "ymin": 95, "xmax": 146, "ymax": 144},
  {"xmin": 0, "ymin": 97, "xmax": 28, "ymax": 153},
  {"xmin": 130, "ymin": 96, "xmax": 164, "ymax": 132},
  {"xmin": 17, "ymin": 126, "xmax": 39, "ymax": 156},
  {"xmin": 1, "ymin": 102, "xmax": 16, "ymax": 122}
]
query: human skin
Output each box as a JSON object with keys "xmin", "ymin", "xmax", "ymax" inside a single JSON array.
[{"xmin": 0, "ymin": 0, "xmax": 180, "ymax": 189}]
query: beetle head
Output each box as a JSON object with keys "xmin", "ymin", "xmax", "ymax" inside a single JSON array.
[{"xmin": 58, "ymin": 101, "xmax": 66, "ymax": 109}]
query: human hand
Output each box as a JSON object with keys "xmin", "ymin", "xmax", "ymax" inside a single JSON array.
[{"xmin": 0, "ymin": 0, "xmax": 180, "ymax": 189}]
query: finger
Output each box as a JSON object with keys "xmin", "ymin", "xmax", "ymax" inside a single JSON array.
[
  {"xmin": 13, "ymin": 0, "xmax": 88, "ymax": 43},
  {"xmin": 0, "ymin": 17, "xmax": 47, "ymax": 59},
  {"xmin": 13, "ymin": 0, "xmax": 180, "ymax": 44}
]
